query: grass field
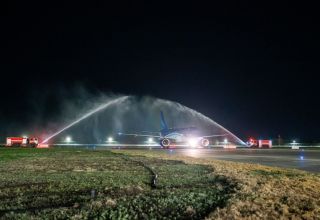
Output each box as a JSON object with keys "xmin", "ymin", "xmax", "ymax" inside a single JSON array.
[
  {"xmin": 1, "ymin": 148, "xmax": 320, "ymax": 219},
  {"xmin": 119, "ymin": 150, "xmax": 320, "ymax": 219},
  {"xmin": 0, "ymin": 148, "xmax": 235, "ymax": 219}
]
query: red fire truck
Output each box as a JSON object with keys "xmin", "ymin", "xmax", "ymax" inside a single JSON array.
[
  {"xmin": 247, "ymin": 138, "xmax": 272, "ymax": 148},
  {"xmin": 6, "ymin": 137, "xmax": 39, "ymax": 147}
]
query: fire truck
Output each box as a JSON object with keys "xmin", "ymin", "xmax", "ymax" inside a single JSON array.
[
  {"xmin": 6, "ymin": 137, "xmax": 39, "ymax": 147},
  {"xmin": 247, "ymin": 138, "xmax": 272, "ymax": 148}
]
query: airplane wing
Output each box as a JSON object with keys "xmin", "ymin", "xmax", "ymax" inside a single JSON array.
[
  {"xmin": 118, "ymin": 132, "xmax": 161, "ymax": 138},
  {"xmin": 141, "ymin": 131, "xmax": 161, "ymax": 135}
]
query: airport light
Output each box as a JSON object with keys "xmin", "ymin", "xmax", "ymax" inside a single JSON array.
[
  {"xmin": 148, "ymin": 138, "xmax": 154, "ymax": 143},
  {"xmin": 65, "ymin": 136, "xmax": 72, "ymax": 143},
  {"xmin": 107, "ymin": 137, "xmax": 113, "ymax": 143},
  {"xmin": 291, "ymin": 140, "xmax": 300, "ymax": 149},
  {"xmin": 188, "ymin": 137, "xmax": 198, "ymax": 147}
]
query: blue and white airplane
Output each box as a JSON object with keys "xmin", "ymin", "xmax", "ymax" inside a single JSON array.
[{"xmin": 118, "ymin": 111, "xmax": 227, "ymax": 148}]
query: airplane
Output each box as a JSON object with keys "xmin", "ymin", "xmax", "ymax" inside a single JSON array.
[{"xmin": 118, "ymin": 111, "xmax": 227, "ymax": 148}]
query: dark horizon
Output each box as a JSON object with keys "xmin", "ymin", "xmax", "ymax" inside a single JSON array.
[{"xmin": 1, "ymin": 2, "xmax": 319, "ymax": 142}]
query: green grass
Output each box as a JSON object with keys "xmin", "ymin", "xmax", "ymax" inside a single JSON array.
[
  {"xmin": 0, "ymin": 148, "xmax": 235, "ymax": 219},
  {"xmin": 119, "ymin": 150, "xmax": 320, "ymax": 219},
  {"xmin": 0, "ymin": 147, "xmax": 50, "ymax": 161}
]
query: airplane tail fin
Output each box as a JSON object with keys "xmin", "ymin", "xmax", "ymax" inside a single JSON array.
[{"xmin": 160, "ymin": 111, "xmax": 168, "ymax": 131}]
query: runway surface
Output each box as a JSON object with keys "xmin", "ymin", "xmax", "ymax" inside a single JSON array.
[
  {"xmin": 161, "ymin": 148, "xmax": 320, "ymax": 173},
  {"xmin": 55, "ymin": 145, "xmax": 320, "ymax": 173}
]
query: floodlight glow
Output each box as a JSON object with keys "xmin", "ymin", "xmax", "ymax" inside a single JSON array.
[
  {"xmin": 148, "ymin": 138, "xmax": 153, "ymax": 143},
  {"xmin": 107, "ymin": 137, "xmax": 113, "ymax": 142},
  {"xmin": 22, "ymin": 135, "xmax": 28, "ymax": 138},
  {"xmin": 186, "ymin": 148, "xmax": 201, "ymax": 157},
  {"xmin": 65, "ymin": 136, "xmax": 72, "ymax": 143},
  {"xmin": 187, "ymin": 137, "xmax": 198, "ymax": 147},
  {"xmin": 224, "ymin": 138, "xmax": 228, "ymax": 144}
]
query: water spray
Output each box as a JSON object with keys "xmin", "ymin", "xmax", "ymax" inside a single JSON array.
[
  {"xmin": 42, "ymin": 96, "xmax": 129, "ymax": 143},
  {"xmin": 41, "ymin": 95, "xmax": 245, "ymax": 146},
  {"xmin": 155, "ymin": 98, "xmax": 246, "ymax": 145}
]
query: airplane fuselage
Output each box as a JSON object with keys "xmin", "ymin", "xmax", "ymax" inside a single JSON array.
[
  {"xmin": 159, "ymin": 127, "xmax": 205, "ymax": 147},
  {"xmin": 119, "ymin": 112, "xmax": 215, "ymax": 148},
  {"xmin": 160, "ymin": 127, "xmax": 197, "ymax": 138}
]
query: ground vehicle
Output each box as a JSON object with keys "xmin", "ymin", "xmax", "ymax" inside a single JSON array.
[
  {"xmin": 247, "ymin": 138, "xmax": 272, "ymax": 148},
  {"xmin": 6, "ymin": 137, "xmax": 39, "ymax": 147}
]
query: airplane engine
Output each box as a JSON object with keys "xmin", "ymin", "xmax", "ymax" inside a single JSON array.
[
  {"xmin": 200, "ymin": 138, "xmax": 210, "ymax": 147},
  {"xmin": 161, "ymin": 138, "xmax": 170, "ymax": 148}
]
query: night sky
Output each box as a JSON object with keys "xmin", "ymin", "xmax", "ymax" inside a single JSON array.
[{"xmin": 1, "ymin": 2, "xmax": 319, "ymax": 142}]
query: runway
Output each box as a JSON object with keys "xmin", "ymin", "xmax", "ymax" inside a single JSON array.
[
  {"xmin": 54, "ymin": 144, "xmax": 320, "ymax": 173},
  {"xmin": 160, "ymin": 148, "xmax": 320, "ymax": 173}
]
